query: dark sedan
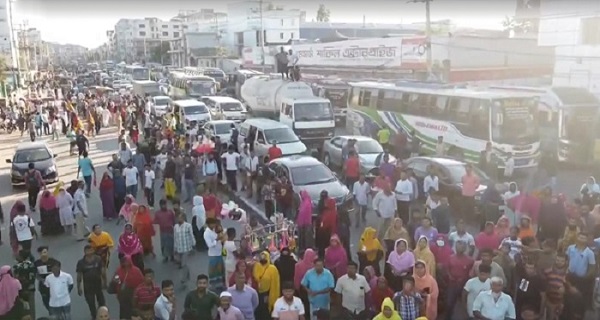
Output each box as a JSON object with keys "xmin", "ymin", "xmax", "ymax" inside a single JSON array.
[
  {"xmin": 403, "ymin": 156, "xmax": 491, "ymax": 206},
  {"xmin": 7, "ymin": 142, "xmax": 59, "ymax": 187}
]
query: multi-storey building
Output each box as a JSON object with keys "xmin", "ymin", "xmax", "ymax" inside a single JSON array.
[
  {"xmin": 0, "ymin": 0, "xmax": 15, "ymax": 69},
  {"xmin": 17, "ymin": 27, "xmax": 43, "ymax": 71},
  {"xmin": 538, "ymin": 0, "xmax": 600, "ymax": 96}
]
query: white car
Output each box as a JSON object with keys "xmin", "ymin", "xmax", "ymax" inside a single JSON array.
[{"xmin": 203, "ymin": 120, "xmax": 237, "ymax": 145}]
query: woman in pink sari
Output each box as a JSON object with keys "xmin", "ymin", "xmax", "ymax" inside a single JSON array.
[
  {"xmin": 39, "ymin": 190, "xmax": 63, "ymax": 236},
  {"xmin": 364, "ymin": 265, "xmax": 378, "ymax": 289},
  {"xmin": 495, "ymin": 216, "xmax": 511, "ymax": 239},
  {"xmin": 324, "ymin": 234, "xmax": 348, "ymax": 279},
  {"xmin": 118, "ymin": 195, "xmax": 136, "ymax": 224},
  {"xmin": 413, "ymin": 260, "xmax": 439, "ymax": 320},
  {"xmin": 294, "ymin": 249, "xmax": 316, "ymax": 317},
  {"xmin": 118, "ymin": 223, "xmax": 144, "ymax": 271}
]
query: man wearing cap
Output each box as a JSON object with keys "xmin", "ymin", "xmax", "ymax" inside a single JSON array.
[{"xmin": 217, "ymin": 291, "xmax": 244, "ymax": 320}]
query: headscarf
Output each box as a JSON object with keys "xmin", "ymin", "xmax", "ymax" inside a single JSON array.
[
  {"xmin": 386, "ymin": 239, "xmax": 414, "ymax": 272},
  {"xmin": 252, "ymin": 251, "xmax": 280, "ymax": 311},
  {"xmin": 228, "ymin": 260, "xmax": 255, "ymax": 288},
  {"xmin": 118, "ymin": 223, "xmax": 142, "ymax": 256},
  {"xmin": 274, "ymin": 247, "xmax": 297, "ymax": 284},
  {"xmin": 413, "ymin": 260, "xmax": 439, "ymax": 320},
  {"xmin": 372, "ymin": 297, "xmax": 401, "ymax": 320},
  {"xmin": 53, "ymin": 181, "xmax": 65, "ymax": 196},
  {"xmin": 119, "ymin": 195, "xmax": 136, "ymax": 222},
  {"xmin": 39, "ymin": 190, "xmax": 57, "ymax": 211},
  {"xmin": 495, "ymin": 216, "xmax": 511, "ymax": 239},
  {"xmin": 581, "ymin": 176, "xmax": 600, "ymax": 194},
  {"xmin": 384, "ymin": 218, "xmax": 409, "ymax": 242},
  {"xmin": 294, "ymin": 249, "xmax": 316, "ymax": 290},
  {"xmin": 364, "ymin": 265, "xmax": 378, "ymax": 289},
  {"xmin": 370, "ymin": 277, "xmax": 394, "ymax": 315},
  {"xmin": 413, "ymin": 235, "xmax": 437, "ymax": 278},
  {"xmin": 429, "ymin": 234, "xmax": 453, "ymax": 267},
  {"xmin": 359, "ymin": 227, "xmax": 384, "ymax": 261},
  {"xmin": 324, "ymin": 234, "xmax": 348, "ymax": 278},
  {"xmin": 134, "ymin": 205, "xmax": 154, "ymax": 231},
  {"xmin": 115, "ymin": 256, "xmax": 144, "ymax": 292},
  {"xmin": 99, "ymin": 172, "xmax": 114, "ymax": 190},
  {"xmin": 192, "ymin": 195, "xmax": 206, "ymax": 230},
  {"xmin": 296, "ymin": 190, "xmax": 312, "ymax": 227},
  {"xmin": 319, "ymin": 197, "xmax": 337, "ymax": 232},
  {"xmin": 0, "ymin": 265, "xmax": 21, "ymax": 316}
]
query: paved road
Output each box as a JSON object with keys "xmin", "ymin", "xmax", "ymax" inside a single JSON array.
[{"xmin": 0, "ymin": 126, "xmax": 247, "ymax": 320}]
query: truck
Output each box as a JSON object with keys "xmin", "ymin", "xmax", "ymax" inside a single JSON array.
[
  {"xmin": 132, "ymin": 80, "xmax": 160, "ymax": 97},
  {"xmin": 241, "ymin": 75, "xmax": 335, "ymax": 149}
]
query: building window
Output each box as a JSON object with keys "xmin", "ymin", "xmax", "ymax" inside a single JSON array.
[
  {"xmin": 581, "ymin": 17, "xmax": 600, "ymax": 45},
  {"xmin": 138, "ymin": 24, "xmax": 145, "ymax": 28},
  {"xmin": 139, "ymin": 31, "xmax": 146, "ymax": 36},
  {"xmin": 162, "ymin": 25, "xmax": 168, "ymax": 28},
  {"xmin": 174, "ymin": 25, "xmax": 180, "ymax": 29},
  {"xmin": 281, "ymin": 19, "xmax": 284, "ymax": 26},
  {"xmin": 150, "ymin": 27, "xmax": 155, "ymax": 31},
  {"xmin": 280, "ymin": 32, "xmax": 284, "ymax": 39},
  {"xmin": 173, "ymin": 32, "xmax": 180, "ymax": 38},
  {"xmin": 162, "ymin": 32, "xmax": 169, "ymax": 36}
]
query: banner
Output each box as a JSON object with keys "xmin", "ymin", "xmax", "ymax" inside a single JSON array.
[{"xmin": 292, "ymin": 37, "xmax": 428, "ymax": 68}]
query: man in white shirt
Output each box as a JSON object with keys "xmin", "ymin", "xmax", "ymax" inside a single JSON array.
[
  {"xmin": 352, "ymin": 175, "xmax": 370, "ymax": 228},
  {"xmin": 472, "ymin": 277, "xmax": 516, "ymax": 320},
  {"xmin": 51, "ymin": 116, "xmax": 60, "ymax": 141},
  {"xmin": 504, "ymin": 152, "xmax": 515, "ymax": 181},
  {"xmin": 463, "ymin": 264, "xmax": 492, "ymax": 319},
  {"xmin": 44, "ymin": 261, "xmax": 74, "ymax": 320},
  {"xmin": 334, "ymin": 261, "xmax": 370, "ymax": 316},
  {"xmin": 144, "ymin": 163, "xmax": 156, "ymax": 208},
  {"xmin": 123, "ymin": 160, "xmax": 140, "ymax": 198},
  {"xmin": 221, "ymin": 145, "xmax": 240, "ymax": 192},
  {"xmin": 448, "ymin": 219, "xmax": 476, "ymax": 256},
  {"xmin": 423, "ymin": 167, "xmax": 439, "ymax": 196},
  {"xmin": 287, "ymin": 49, "xmax": 299, "ymax": 80},
  {"xmin": 272, "ymin": 281, "xmax": 306, "ymax": 320},
  {"xmin": 394, "ymin": 171, "xmax": 413, "ymax": 224},
  {"xmin": 74, "ymin": 181, "xmax": 89, "ymax": 241},
  {"xmin": 244, "ymin": 150, "xmax": 259, "ymax": 198},
  {"xmin": 204, "ymin": 217, "xmax": 225, "ymax": 292},
  {"xmin": 154, "ymin": 279, "xmax": 176, "ymax": 320},
  {"xmin": 10, "ymin": 202, "xmax": 37, "ymax": 252},
  {"xmin": 372, "ymin": 184, "xmax": 397, "ymax": 239}
]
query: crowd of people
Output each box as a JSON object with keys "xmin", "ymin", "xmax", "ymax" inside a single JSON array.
[{"xmin": 2, "ymin": 77, "xmax": 600, "ymax": 320}]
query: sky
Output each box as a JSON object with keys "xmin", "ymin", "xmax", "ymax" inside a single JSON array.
[{"xmin": 13, "ymin": 0, "xmax": 518, "ymax": 48}]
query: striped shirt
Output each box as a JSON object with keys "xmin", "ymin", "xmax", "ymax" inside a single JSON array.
[
  {"xmin": 543, "ymin": 267, "xmax": 567, "ymax": 304},
  {"xmin": 133, "ymin": 284, "xmax": 161, "ymax": 310}
]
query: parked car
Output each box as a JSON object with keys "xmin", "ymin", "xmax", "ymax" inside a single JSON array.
[
  {"xmin": 203, "ymin": 120, "xmax": 237, "ymax": 147},
  {"xmin": 7, "ymin": 142, "xmax": 59, "ymax": 187},
  {"xmin": 268, "ymin": 155, "xmax": 353, "ymax": 215},
  {"xmin": 322, "ymin": 135, "xmax": 395, "ymax": 176},
  {"xmin": 403, "ymin": 156, "xmax": 490, "ymax": 205}
]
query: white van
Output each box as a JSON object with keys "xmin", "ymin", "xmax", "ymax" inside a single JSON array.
[
  {"xmin": 238, "ymin": 118, "xmax": 307, "ymax": 159},
  {"xmin": 151, "ymin": 95, "xmax": 171, "ymax": 116},
  {"xmin": 172, "ymin": 99, "xmax": 212, "ymax": 125},
  {"xmin": 204, "ymin": 96, "xmax": 247, "ymax": 122}
]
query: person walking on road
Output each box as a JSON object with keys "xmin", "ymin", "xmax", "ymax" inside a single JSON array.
[
  {"xmin": 76, "ymin": 130, "xmax": 90, "ymax": 158},
  {"xmin": 124, "ymin": 160, "xmax": 140, "ymax": 198},
  {"xmin": 77, "ymin": 151, "xmax": 96, "ymax": 197},
  {"xmin": 24, "ymin": 162, "xmax": 45, "ymax": 211},
  {"xmin": 74, "ymin": 180, "xmax": 89, "ymax": 241},
  {"xmin": 76, "ymin": 244, "xmax": 107, "ymax": 319},
  {"xmin": 174, "ymin": 213, "xmax": 195, "ymax": 287},
  {"xmin": 44, "ymin": 260, "xmax": 74, "ymax": 320}
]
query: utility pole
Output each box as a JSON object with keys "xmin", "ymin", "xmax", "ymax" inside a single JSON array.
[
  {"xmin": 8, "ymin": 0, "xmax": 20, "ymax": 95},
  {"xmin": 408, "ymin": 0, "xmax": 433, "ymax": 74},
  {"xmin": 259, "ymin": 0, "xmax": 265, "ymax": 72}
]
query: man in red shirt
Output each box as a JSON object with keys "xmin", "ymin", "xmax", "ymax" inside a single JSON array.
[
  {"xmin": 444, "ymin": 240, "xmax": 474, "ymax": 320},
  {"xmin": 344, "ymin": 150, "xmax": 360, "ymax": 191},
  {"xmin": 267, "ymin": 141, "xmax": 282, "ymax": 160}
]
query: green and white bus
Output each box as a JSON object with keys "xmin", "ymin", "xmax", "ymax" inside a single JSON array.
[
  {"xmin": 168, "ymin": 72, "xmax": 217, "ymax": 99},
  {"xmin": 346, "ymin": 81, "xmax": 541, "ymax": 168}
]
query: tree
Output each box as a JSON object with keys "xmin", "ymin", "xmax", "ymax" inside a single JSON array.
[
  {"xmin": 151, "ymin": 41, "xmax": 171, "ymax": 64},
  {"xmin": 316, "ymin": 4, "xmax": 330, "ymax": 22}
]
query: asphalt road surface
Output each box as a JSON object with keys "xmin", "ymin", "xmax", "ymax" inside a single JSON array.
[{"xmin": 0, "ymin": 126, "xmax": 247, "ymax": 320}]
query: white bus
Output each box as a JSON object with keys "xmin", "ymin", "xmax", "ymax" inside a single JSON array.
[
  {"xmin": 124, "ymin": 65, "xmax": 150, "ymax": 81},
  {"xmin": 346, "ymin": 81, "xmax": 541, "ymax": 168},
  {"xmin": 489, "ymin": 86, "xmax": 600, "ymax": 165},
  {"xmin": 168, "ymin": 72, "xmax": 217, "ymax": 99}
]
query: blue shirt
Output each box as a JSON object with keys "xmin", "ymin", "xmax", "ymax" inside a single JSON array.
[
  {"xmin": 566, "ymin": 244, "xmax": 596, "ymax": 277},
  {"xmin": 203, "ymin": 160, "xmax": 218, "ymax": 176},
  {"xmin": 301, "ymin": 268, "xmax": 334, "ymax": 309},
  {"xmin": 78, "ymin": 158, "xmax": 94, "ymax": 177}
]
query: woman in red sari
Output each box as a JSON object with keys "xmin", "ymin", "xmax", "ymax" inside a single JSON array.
[
  {"xmin": 228, "ymin": 260, "xmax": 256, "ymax": 289},
  {"xmin": 133, "ymin": 205, "xmax": 155, "ymax": 257},
  {"xmin": 111, "ymin": 255, "xmax": 144, "ymax": 320},
  {"xmin": 203, "ymin": 189, "xmax": 222, "ymax": 220}
]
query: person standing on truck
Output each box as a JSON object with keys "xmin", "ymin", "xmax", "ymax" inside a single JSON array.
[
  {"xmin": 275, "ymin": 47, "xmax": 289, "ymax": 79},
  {"xmin": 287, "ymin": 49, "xmax": 299, "ymax": 81}
]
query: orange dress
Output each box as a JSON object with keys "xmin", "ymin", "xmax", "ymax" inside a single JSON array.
[{"xmin": 133, "ymin": 207, "xmax": 155, "ymax": 254}]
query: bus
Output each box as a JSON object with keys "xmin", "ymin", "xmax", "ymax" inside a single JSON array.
[
  {"xmin": 124, "ymin": 65, "xmax": 150, "ymax": 81},
  {"xmin": 489, "ymin": 86, "xmax": 600, "ymax": 165},
  {"xmin": 168, "ymin": 72, "xmax": 217, "ymax": 99},
  {"xmin": 346, "ymin": 81, "xmax": 541, "ymax": 168},
  {"xmin": 183, "ymin": 67, "xmax": 225, "ymax": 89}
]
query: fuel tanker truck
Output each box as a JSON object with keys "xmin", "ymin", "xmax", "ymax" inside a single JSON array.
[{"xmin": 240, "ymin": 75, "xmax": 335, "ymax": 149}]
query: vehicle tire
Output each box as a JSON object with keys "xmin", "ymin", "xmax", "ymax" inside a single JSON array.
[{"xmin": 323, "ymin": 153, "xmax": 331, "ymax": 168}]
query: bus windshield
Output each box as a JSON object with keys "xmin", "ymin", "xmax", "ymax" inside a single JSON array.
[
  {"xmin": 132, "ymin": 68, "xmax": 149, "ymax": 80},
  {"xmin": 561, "ymin": 106, "xmax": 599, "ymax": 140},
  {"xmin": 294, "ymin": 102, "xmax": 334, "ymax": 121},
  {"xmin": 492, "ymin": 98, "xmax": 539, "ymax": 145},
  {"xmin": 189, "ymin": 81, "xmax": 215, "ymax": 96}
]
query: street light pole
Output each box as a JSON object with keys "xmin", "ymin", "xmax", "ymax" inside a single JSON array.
[
  {"xmin": 408, "ymin": 0, "xmax": 433, "ymax": 74},
  {"xmin": 8, "ymin": 0, "xmax": 20, "ymax": 94},
  {"xmin": 259, "ymin": 0, "xmax": 265, "ymax": 72}
]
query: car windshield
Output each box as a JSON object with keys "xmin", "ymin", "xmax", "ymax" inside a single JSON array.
[
  {"xmin": 214, "ymin": 123, "xmax": 233, "ymax": 135},
  {"xmin": 291, "ymin": 164, "xmax": 336, "ymax": 186},
  {"xmin": 189, "ymin": 81, "xmax": 215, "ymax": 95},
  {"xmin": 183, "ymin": 105, "xmax": 208, "ymax": 115},
  {"xmin": 356, "ymin": 140, "xmax": 383, "ymax": 154},
  {"xmin": 264, "ymin": 128, "xmax": 299, "ymax": 144},
  {"xmin": 14, "ymin": 148, "xmax": 51, "ymax": 163},
  {"xmin": 445, "ymin": 164, "xmax": 489, "ymax": 184},
  {"xmin": 154, "ymin": 98, "xmax": 170, "ymax": 106},
  {"xmin": 221, "ymin": 102, "xmax": 243, "ymax": 111}
]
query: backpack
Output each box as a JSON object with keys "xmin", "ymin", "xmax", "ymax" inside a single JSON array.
[{"xmin": 27, "ymin": 171, "xmax": 40, "ymax": 188}]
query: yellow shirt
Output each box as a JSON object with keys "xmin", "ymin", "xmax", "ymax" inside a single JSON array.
[{"xmin": 377, "ymin": 128, "xmax": 391, "ymax": 144}]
